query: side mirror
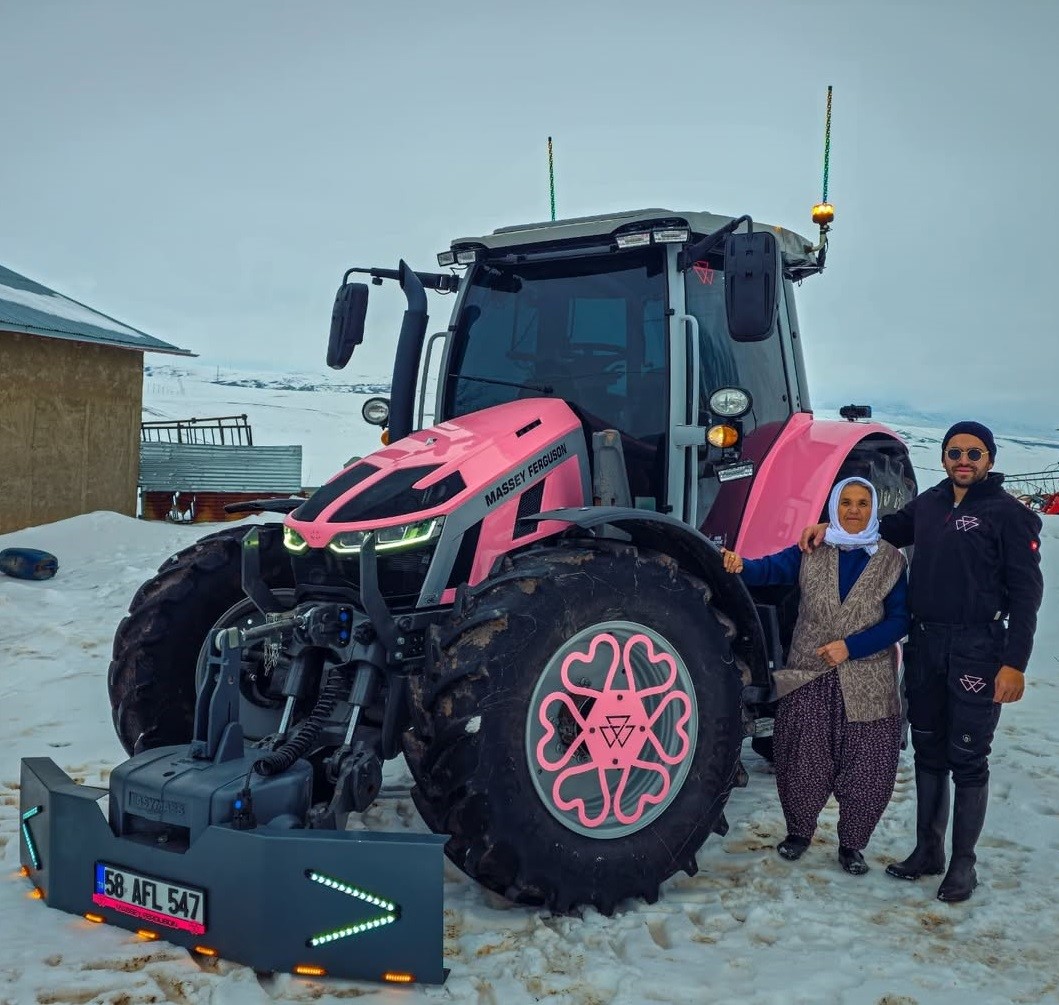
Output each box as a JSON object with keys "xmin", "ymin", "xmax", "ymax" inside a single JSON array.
[
  {"xmin": 724, "ymin": 231, "xmax": 780, "ymax": 342},
  {"xmin": 327, "ymin": 281, "xmax": 370, "ymax": 370}
]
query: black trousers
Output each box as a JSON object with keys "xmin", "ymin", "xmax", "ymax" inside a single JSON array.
[{"xmin": 903, "ymin": 621, "xmax": 1005, "ymax": 788}]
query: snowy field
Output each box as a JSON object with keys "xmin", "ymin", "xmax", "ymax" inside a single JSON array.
[
  {"xmin": 142, "ymin": 363, "xmax": 406, "ymax": 488},
  {"xmin": 1, "ymin": 365, "xmax": 1058, "ymax": 1004}
]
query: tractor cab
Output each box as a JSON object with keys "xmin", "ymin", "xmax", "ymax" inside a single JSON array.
[{"xmin": 331, "ymin": 208, "xmax": 823, "ymax": 542}]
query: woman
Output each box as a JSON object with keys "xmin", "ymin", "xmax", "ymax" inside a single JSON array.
[{"xmin": 722, "ymin": 477, "xmax": 909, "ymax": 875}]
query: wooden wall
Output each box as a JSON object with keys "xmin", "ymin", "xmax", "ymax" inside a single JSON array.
[{"xmin": 0, "ymin": 330, "xmax": 142, "ymax": 533}]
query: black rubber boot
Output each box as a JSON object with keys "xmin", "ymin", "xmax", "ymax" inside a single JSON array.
[
  {"xmin": 777, "ymin": 835, "xmax": 810, "ymax": 861},
  {"xmin": 839, "ymin": 847, "xmax": 869, "ymax": 876},
  {"xmin": 937, "ymin": 785, "xmax": 988, "ymax": 903},
  {"xmin": 886, "ymin": 767, "xmax": 950, "ymax": 880}
]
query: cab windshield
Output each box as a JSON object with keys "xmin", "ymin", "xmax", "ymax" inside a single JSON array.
[{"xmin": 443, "ymin": 249, "xmax": 668, "ymax": 445}]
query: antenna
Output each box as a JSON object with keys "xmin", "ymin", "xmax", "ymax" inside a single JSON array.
[
  {"xmin": 547, "ymin": 136, "xmax": 556, "ymax": 221},
  {"xmin": 811, "ymin": 86, "xmax": 835, "ymax": 242},
  {"xmin": 822, "ymin": 84, "xmax": 833, "ymax": 205}
]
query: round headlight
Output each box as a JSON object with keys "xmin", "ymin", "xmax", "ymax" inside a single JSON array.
[
  {"xmin": 708, "ymin": 387, "xmax": 752, "ymax": 418},
  {"xmin": 361, "ymin": 396, "xmax": 390, "ymax": 426}
]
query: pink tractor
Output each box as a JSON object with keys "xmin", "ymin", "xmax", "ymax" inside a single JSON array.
[{"xmin": 109, "ymin": 208, "xmax": 916, "ymax": 915}]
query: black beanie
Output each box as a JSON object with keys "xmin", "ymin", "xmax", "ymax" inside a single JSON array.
[{"xmin": 942, "ymin": 420, "xmax": 996, "ymax": 460}]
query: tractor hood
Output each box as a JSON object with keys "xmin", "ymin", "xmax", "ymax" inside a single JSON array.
[{"xmin": 285, "ymin": 398, "xmax": 588, "ymax": 549}]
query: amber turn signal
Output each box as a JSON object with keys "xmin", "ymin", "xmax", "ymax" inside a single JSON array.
[{"xmin": 707, "ymin": 425, "xmax": 740, "ymax": 449}]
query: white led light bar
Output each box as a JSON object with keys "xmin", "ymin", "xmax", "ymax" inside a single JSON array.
[{"xmin": 615, "ymin": 232, "xmax": 651, "ymax": 249}]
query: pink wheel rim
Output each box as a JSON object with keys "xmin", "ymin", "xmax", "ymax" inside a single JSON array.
[{"xmin": 528, "ymin": 622, "xmax": 696, "ymax": 838}]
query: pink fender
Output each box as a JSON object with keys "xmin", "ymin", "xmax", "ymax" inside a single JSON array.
[{"xmin": 733, "ymin": 413, "xmax": 907, "ymax": 559}]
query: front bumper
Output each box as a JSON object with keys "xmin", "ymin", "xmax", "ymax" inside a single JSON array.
[{"xmin": 18, "ymin": 757, "xmax": 447, "ymax": 985}]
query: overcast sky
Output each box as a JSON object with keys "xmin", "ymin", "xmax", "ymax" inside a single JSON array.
[{"xmin": 2, "ymin": 0, "xmax": 1057, "ymax": 432}]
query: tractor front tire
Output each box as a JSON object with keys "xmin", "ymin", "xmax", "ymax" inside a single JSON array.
[
  {"xmin": 108, "ymin": 524, "xmax": 293, "ymax": 755},
  {"xmin": 405, "ymin": 540, "xmax": 744, "ymax": 915}
]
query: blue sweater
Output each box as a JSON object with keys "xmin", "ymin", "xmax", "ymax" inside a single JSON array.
[{"xmin": 740, "ymin": 545, "xmax": 909, "ymax": 660}]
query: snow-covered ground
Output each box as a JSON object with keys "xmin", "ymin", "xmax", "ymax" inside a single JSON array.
[{"xmin": 1, "ymin": 366, "xmax": 1058, "ymax": 1004}]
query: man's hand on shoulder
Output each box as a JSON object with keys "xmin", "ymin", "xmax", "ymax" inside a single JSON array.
[
  {"xmin": 799, "ymin": 522, "xmax": 828, "ymax": 553},
  {"xmin": 994, "ymin": 665, "xmax": 1025, "ymax": 703}
]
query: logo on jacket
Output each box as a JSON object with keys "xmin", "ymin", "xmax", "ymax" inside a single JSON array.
[
  {"xmin": 959, "ymin": 674, "xmax": 987, "ymax": 693},
  {"xmin": 955, "ymin": 516, "xmax": 980, "ymax": 532}
]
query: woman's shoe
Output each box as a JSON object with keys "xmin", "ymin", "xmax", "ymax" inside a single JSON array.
[
  {"xmin": 777, "ymin": 835, "xmax": 811, "ymax": 861},
  {"xmin": 839, "ymin": 846, "xmax": 869, "ymax": 875}
]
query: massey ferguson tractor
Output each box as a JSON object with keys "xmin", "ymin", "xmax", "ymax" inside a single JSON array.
[{"xmin": 21, "ymin": 207, "xmax": 916, "ymax": 981}]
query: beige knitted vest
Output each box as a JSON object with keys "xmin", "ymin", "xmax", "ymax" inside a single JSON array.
[{"xmin": 775, "ymin": 542, "xmax": 906, "ymax": 722}]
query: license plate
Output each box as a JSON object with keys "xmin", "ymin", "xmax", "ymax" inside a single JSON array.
[{"xmin": 93, "ymin": 862, "xmax": 206, "ymax": 935}]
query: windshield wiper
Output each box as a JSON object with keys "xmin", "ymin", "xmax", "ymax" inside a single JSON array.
[{"xmin": 450, "ymin": 373, "xmax": 553, "ymax": 395}]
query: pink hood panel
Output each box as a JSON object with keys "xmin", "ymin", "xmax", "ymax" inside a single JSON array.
[{"xmin": 286, "ymin": 398, "xmax": 583, "ymax": 548}]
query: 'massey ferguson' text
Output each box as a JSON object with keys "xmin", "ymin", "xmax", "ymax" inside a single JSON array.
[{"xmin": 484, "ymin": 443, "xmax": 569, "ymax": 507}]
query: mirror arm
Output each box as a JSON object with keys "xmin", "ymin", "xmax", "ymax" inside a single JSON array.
[
  {"xmin": 678, "ymin": 215, "xmax": 753, "ymax": 272},
  {"xmin": 344, "ymin": 265, "xmax": 460, "ymax": 293}
]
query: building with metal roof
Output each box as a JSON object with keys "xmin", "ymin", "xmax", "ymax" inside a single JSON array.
[
  {"xmin": 0, "ymin": 264, "xmax": 192, "ymax": 356},
  {"xmin": 0, "ymin": 263, "xmax": 193, "ymax": 533}
]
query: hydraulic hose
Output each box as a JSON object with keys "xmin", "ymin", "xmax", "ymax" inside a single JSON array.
[{"xmin": 253, "ymin": 663, "xmax": 350, "ymax": 777}]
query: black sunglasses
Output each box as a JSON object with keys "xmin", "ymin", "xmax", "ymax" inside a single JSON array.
[{"xmin": 946, "ymin": 447, "xmax": 986, "ymax": 462}]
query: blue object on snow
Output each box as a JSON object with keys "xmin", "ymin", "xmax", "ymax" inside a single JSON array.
[{"xmin": 0, "ymin": 547, "xmax": 58, "ymax": 581}]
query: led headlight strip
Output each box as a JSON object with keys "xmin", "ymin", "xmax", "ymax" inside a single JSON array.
[
  {"xmin": 285, "ymin": 518, "xmax": 444, "ymax": 557},
  {"xmin": 327, "ymin": 517, "xmax": 444, "ymax": 556}
]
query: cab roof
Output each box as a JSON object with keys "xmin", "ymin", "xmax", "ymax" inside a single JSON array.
[{"xmin": 451, "ymin": 207, "xmax": 821, "ymax": 277}]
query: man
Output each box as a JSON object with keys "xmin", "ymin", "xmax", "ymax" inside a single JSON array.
[{"xmin": 800, "ymin": 421, "xmax": 1043, "ymax": 902}]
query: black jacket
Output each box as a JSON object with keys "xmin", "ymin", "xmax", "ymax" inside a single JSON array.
[{"xmin": 880, "ymin": 473, "xmax": 1043, "ymax": 671}]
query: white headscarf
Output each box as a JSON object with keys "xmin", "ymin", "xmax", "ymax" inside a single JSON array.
[{"xmin": 823, "ymin": 476, "xmax": 880, "ymax": 555}]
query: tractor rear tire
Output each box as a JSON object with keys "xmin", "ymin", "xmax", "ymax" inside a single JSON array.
[
  {"xmin": 107, "ymin": 524, "xmax": 293, "ymax": 755},
  {"xmin": 834, "ymin": 448, "xmax": 915, "ymax": 518},
  {"xmin": 404, "ymin": 540, "xmax": 744, "ymax": 915}
]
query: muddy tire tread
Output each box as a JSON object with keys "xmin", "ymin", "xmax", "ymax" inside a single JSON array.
[
  {"xmin": 404, "ymin": 538, "xmax": 745, "ymax": 915},
  {"xmin": 107, "ymin": 525, "xmax": 292, "ymax": 754}
]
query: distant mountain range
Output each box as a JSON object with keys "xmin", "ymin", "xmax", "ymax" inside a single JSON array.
[{"xmin": 211, "ymin": 376, "xmax": 391, "ymax": 394}]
